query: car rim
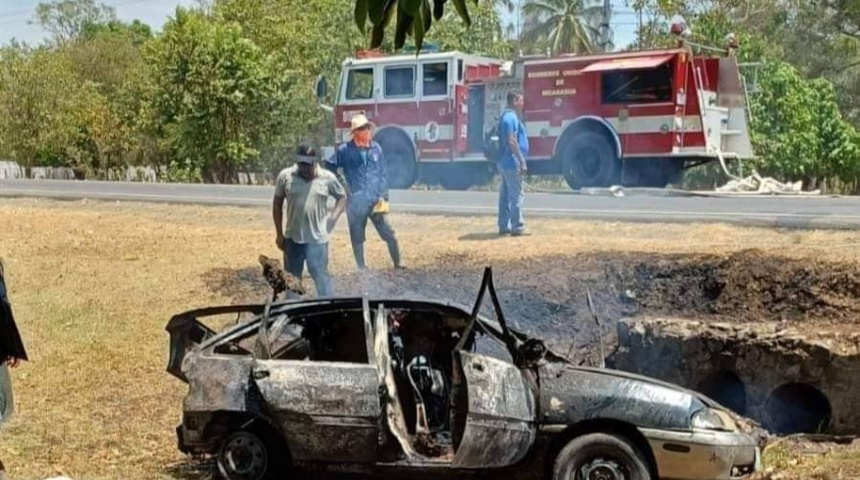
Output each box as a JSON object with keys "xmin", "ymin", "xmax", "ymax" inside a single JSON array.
[
  {"xmin": 220, "ymin": 432, "xmax": 268, "ymax": 480},
  {"xmin": 577, "ymin": 456, "xmax": 627, "ymax": 480}
]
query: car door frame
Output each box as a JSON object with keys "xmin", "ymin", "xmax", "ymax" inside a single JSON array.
[
  {"xmin": 450, "ymin": 267, "xmax": 538, "ymax": 469},
  {"xmin": 248, "ymin": 301, "xmax": 382, "ymax": 464}
]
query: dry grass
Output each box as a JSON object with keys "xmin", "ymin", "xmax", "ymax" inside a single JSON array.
[
  {"xmin": 761, "ymin": 439, "xmax": 860, "ymax": 479},
  {"xmin": 0, "ymin": 197, "xmax": 859, "ymax": 480}
]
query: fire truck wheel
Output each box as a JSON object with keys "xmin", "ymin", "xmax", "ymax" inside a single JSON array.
[
  {"xmin": 377, "ymin": 132, "xmax": 417, "ymax": 189},
  {"xmin": 560, "ymin": 130, "xmax": 621, "ymax": 189}
]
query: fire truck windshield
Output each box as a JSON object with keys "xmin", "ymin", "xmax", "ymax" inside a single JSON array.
[{"xmin": 345, "ymin": 68, "xmax": 373, "ymax": 101}]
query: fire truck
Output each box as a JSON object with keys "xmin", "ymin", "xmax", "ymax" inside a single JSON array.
[{"xmin": 315, "ymin": 32, "xmax": 755, "ymax": 191}]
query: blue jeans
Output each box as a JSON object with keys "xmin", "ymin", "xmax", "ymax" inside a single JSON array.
[
  {"xmin": 346, "ymin": 198, "xmax": 401, "ymax": 268},
  {"xmin": 498, "ymin": 167, "xmax": 524, "ymax": 233},
  {"xmin": 283, "ymin": 239, "xmax": 332, "ymax": 298}
]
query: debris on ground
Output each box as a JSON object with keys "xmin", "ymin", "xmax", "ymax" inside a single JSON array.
[
  {"xmin": 258, "ymin": 254, "xmax": 305, "ymax": 299},
  {"xmin": 715, "ymin": 172, "xmax": 819, "ymax": 195}
]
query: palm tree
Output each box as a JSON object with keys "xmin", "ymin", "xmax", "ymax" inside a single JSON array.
[{"xmin": 520, "ymin": 0, "xmax": 607, "ymax": 55}]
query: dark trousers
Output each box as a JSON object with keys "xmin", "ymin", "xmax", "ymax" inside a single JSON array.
[
  {"xmin": 283, "ymin": 239, "xmax": 332, "ymax": 298},
  {"xmin": 346, "ymin": 199, "xmax": 401, "ymax": 268}
]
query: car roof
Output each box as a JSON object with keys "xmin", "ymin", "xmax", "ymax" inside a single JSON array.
[{"xmin": 187, "ymin": 295, "xmax": 513, "ymax": 351}]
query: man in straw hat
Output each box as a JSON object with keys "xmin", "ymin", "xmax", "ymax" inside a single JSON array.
[
  {"xmin": 273, "ymin": 144, "xmax": 347, "ymax": 297},
  {"xmin": 325, "ymin": 114, "xmax": 404, "ymax": 270},
  {"xmin": 0, "ymin": 258, "xmax": 28, "ymax": 480}
]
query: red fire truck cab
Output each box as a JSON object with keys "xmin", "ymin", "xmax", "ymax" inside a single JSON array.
[{"xmin": 317, "ymin": 46, "xmax": 754, "ymax": 191}]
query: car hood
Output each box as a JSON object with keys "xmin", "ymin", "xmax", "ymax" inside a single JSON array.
[
  {"xmin": 538, "ymin": 361, "xmax": 722, "ymax": 431},
  {"xmin": 564, "ymin": 364, "xmax": 720, "ymax": 408}
]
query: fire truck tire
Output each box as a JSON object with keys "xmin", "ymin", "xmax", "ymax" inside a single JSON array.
[
  {"xmin": 560, "ymin": 130, "xmax": 621, "ymax": 189},
  {"xmin": 377, "ymin": 132, "xmax": 417, "ymax": 189}
]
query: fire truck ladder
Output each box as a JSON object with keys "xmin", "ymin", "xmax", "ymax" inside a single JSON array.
[{"xmin": 693, "ymin": 62, "xmax": 744, "ymax": 182}]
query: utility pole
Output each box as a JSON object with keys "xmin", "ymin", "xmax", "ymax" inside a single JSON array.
[{"xmin": 597, "ymin": 0, "xmax": 613, "ymax": 50}]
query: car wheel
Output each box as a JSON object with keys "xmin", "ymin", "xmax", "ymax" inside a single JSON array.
[
  {"xmin": 216, "ymin": 430, "xmax": 288, "ymax": 480},
  {"xmin": 552, "ymin": 433, "xmax": 651, "ymax": 480}
]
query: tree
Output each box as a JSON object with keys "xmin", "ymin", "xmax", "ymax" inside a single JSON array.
[
  {"xmin": 748, "ymin": 60, "xmax": 860, "ymax": 189},
  {"xmin": 146, "ymin": 7, "xmax": 292, "ymax": 183},
  {"xmin": 33, "ymin": 0, "xmax": 117, "ymax": 45},
  {"xmin": 423, "ymin": 0, "xmax": 514, "ymax": 57},
  {"xmin": 520, "ymin": 0, "xmax": 606, "ymax": 55},
  {"xmin": 0, "ymin": 46, "xmax": 89, "ymax": 171},
  {"xmin": 349, "ymin": 0, "xmax": 479, "ymax": 51}
]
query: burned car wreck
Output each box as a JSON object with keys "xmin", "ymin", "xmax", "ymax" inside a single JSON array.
[{"xmin": 166, "ymin": 268, "xmax": 761, "ymax": 480}]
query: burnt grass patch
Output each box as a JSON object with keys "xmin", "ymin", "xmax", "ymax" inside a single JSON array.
[{"xmin": 203, "ymin": 249, "xmax": 860, "ymax": 359}]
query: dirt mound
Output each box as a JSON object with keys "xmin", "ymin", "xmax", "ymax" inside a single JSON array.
[
  {"xmin": 203, "ymin": 249, "xmax": 860, "ymax": 358},
  {"xmin": 611, "ymin": 249, "xmax": 860, "ymax": 323}
]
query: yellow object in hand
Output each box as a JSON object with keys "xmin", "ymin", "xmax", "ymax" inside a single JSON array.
[{"xmin": 373, "ymin": 199, "xmax": 390, "ymax": 214}]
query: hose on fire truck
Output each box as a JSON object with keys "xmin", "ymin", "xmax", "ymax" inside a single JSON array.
[
  {"xmin": 515, "ymin": 153, "xmax": 819, "ymax": 196},
  {"xmin": 713, "ymin": 150, "xmax": 819, "ymax": 195}
]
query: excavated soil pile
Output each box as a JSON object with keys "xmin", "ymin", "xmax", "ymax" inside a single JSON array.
[
  {"xmin": 204, "ymin": 249, "xmax": 860, "ymax": 357},
  {"xmin": 609, "ymin": 249, "xmax": 860, "ymax": 324}
]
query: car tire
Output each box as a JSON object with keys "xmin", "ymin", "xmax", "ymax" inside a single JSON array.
[
  {"xmin": 552, "ymin": 432, "xmax": 651, "ymax": 480},
  {"xmin": 216, "ymin": 429, "xmax": 290, "ymax": 480}
]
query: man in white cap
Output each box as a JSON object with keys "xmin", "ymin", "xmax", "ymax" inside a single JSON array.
[
  {"xmin": 272, "ymin": 144, "xmax": 347, "ymax": 297},
  {"xmin": 325, "ymin": 114, "xmax": 404, "ymax": 270}
]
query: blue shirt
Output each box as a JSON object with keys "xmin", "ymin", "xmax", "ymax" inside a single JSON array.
[
  {"xmin": 497, "ymin": 109, "xmax": 529, "ymax": 170},
  {"xmin": 325, "ymin": 140, "xmax": 388, "ymax": 205}
]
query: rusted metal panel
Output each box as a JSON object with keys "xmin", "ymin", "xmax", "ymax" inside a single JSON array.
[
  {"xmin": 453, "ymin": 351, "xmax": 536, "ymax": 468},
  {"xmin": 252, "ymin": 360, "xmax": 381, "ymax": 462},
  {"xmin": 373, "ymin": 304, "xmax": 418, "ymax": 460},
  {"xmin": 539, "ymin": 362, "xmax": 700, "ymax": 430},
  {"xmin": 183, "ymin": 355, "xmax": 253, "ymax": 413}
]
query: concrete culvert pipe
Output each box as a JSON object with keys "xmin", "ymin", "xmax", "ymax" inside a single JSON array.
[
  {"xmin": 696, "ymin": 370, "xmax": 747, "ymax": 416},
  {"xmin": 764, "ymin": 382, "xmax": 832, "ymax": 435}
]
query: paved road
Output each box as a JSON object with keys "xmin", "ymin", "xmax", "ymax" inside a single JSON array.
[{"xmin": 3, "ymin": 179, "xmax": 860, "ymax": 229}]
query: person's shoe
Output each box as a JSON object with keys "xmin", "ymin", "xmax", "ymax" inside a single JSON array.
[
  {"xmin": 511, "ymin": 229, "xmax": 528, "ymax": 236},
  {"xmin": 498, "ymin": 229, "xmax": 511, "ymax": 235}
]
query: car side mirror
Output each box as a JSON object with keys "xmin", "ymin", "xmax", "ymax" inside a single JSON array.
[{"xmin": 315, "ymin": 75, "xmax": 328, "ymax": 100}]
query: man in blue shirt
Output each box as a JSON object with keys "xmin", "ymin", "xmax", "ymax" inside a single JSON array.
[
  {"xmin": 496, "ymin": 91, "xmax": 529, "ymax": 236},
  {"xmin": 325, "ymin": 114, "xmax": 404, "ymax": 270}
]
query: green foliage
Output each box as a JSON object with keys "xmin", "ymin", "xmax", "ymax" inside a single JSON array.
[
  {"xmin": 146, "ymin": 7, "xmax": 291, "ymax": 183},
  {"xmin": 3, "ymin": 0, "xmax": 859, "ymax": 191},
  {"xmin": 425, "ymin": 0, "xmax": 514, "ymax": 58},
  {"xmin": 748, "ymin": 60, "xmax": 860, "ymax": 184},
  {"xmin": 0, "ymin": 46, "xmax": 89, "ymax": 169},
  {"xmin": 350, "ymin": 0, "xmax": 477, "ymax": 51},
  {"xmin": 520, "ymin": 0, "xmax": 607, "ymax": 55}
]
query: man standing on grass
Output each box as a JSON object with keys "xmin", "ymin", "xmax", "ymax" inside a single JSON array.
[
  {"xmin": 325, "ymin": 114, "xmax": 404, "ymax": 270},
  {"xmin": 496, "ymin": 91, "xmax": 529, "ymax": 236},
  {"xmin": 273, "ymin": 144, "xmax": 347, "ymax": 298},
  {"xmin": 0, "ymin": 258, "xmax": 28, "ymax": 480}
]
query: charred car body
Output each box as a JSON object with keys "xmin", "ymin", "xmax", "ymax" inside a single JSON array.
[{"xmin": 167, "ymin": 268, "xmax": 761, "ymax": 480}]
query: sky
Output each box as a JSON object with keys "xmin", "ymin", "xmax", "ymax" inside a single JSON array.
[
  {"xmin": 0, "ymin": 0, "xmax": 646, "ymax": 49},
  {"xmin": 0, "ymin": 0, "xmax": 197, "ymax": 45}
]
